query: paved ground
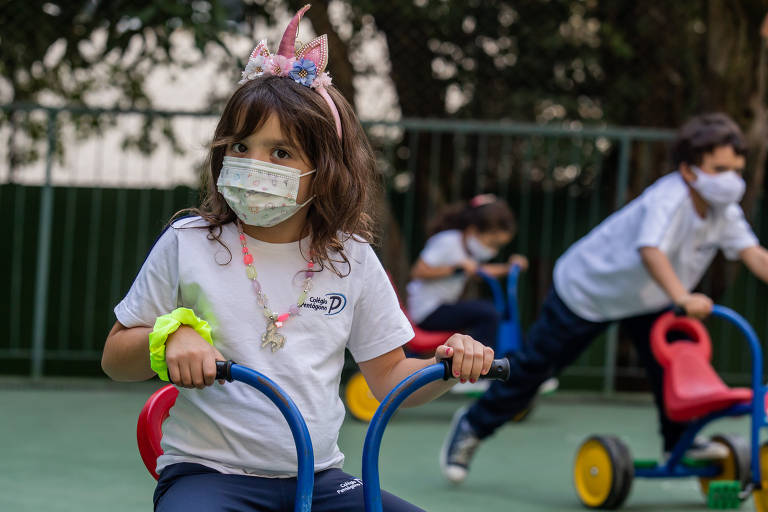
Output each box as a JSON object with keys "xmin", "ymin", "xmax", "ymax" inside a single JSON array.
[{"xmin": 0, "ymin": 381, "xmax": 757, "ymax": 511}]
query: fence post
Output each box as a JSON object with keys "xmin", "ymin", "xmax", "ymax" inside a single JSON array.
[
  {"xmin": 30, "ymin": 108, "xmax": 57, "ymax": 378},
  {"xmin": 602, "ymin": 135, "xmax": 632, "ymax": 395}
]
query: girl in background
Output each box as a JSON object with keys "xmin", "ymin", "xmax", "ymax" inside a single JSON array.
[{"xmin": 407, "ymin": 194, "xmax": 528, "ymax": 362}]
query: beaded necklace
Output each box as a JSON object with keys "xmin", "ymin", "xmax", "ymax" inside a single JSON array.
[{"xmin": 237, "ymin": 220, "xmax": 314, "ymax": 352}]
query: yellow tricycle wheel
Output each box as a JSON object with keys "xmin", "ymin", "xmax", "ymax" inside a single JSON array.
[
  {"xmin": 752, "ymin": 442, "xmax": 768, "ymax": 512},
  {"xmin": 698, "ymin": 434, "xmax": 750, "ymax": 500},
  {"xmin": 574, "ymin": 435, "xmax": 633, "ymax": 509},
  {"xmin": 344, "ymin": 371, "xmax": 380, "ymax": 422}
]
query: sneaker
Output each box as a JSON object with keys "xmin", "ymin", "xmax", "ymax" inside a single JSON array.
[
  {"xmin": 538, "ymin": 377, "xmax": 559, "ymax": 395},
  {"xmin": 664, "ymin": 436, "xmax": 731, "ymax": 462},
  {"xmin": 449, "ymin": 380, "xmax": 490, "ymax": 395},
  {"xmin": 440, "ymin": 407, "xmax": 481, "ymax": 484}
]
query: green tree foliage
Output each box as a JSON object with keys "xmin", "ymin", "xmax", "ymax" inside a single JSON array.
[{"xmin": 0, "ymin": 0, "xmax": 232, "ymax": 106}]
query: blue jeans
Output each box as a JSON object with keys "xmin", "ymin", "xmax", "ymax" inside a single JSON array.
[
  {"xmin": 418, "ymin": 300, "xmax": 500, "ymax": 350},
  {"xmin": 466, "ymin": 287, "xmax": 688, "ymax": 451},
  {"xmin": 154, "ymin": 463, "xmax": 424, "ymax": 512}
]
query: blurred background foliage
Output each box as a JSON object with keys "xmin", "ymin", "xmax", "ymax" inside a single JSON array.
[{"xmin": 2, "ymin": 0, "xmax": 766, "ymax": 200}]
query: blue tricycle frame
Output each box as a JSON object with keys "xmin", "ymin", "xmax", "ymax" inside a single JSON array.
[
  {"xmin": 636, "ymin": 306, "xmax": 763, "ymax": 482},
  {"xmin": 362, "ymin": 358, "xmax": 511, "ymax": 512},
  {"xmin": 574, "ymin": 304, "xmax": 768, "ymax": 509},
  {"xmin": 477, "ymin": 264, "xmax": 523, "ymax": 356},
  {"xmin": 212, "ymin": 361, "xmax": 315, "ymax": 512},
  {"xmin": 212, "ymin": 357, "xmax": 509, "ymax": 512}
]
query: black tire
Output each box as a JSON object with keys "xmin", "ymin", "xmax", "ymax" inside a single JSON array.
[
  {"xmin": 574, "ymin": 435, "xmax": 634, "ymax": 509},
  {"xmin": 698, "ymin": 433, "xmax": 751, "ymax": 499}
]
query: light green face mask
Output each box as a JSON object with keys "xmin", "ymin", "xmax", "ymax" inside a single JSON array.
[{"xmin": 217, "ymin": 156, "xmax": 316, "ymax": 227}]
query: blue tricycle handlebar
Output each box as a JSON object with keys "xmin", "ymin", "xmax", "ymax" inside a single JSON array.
[
  {"xmin": 673, "ymin": 305, "xmax": 765, "ymax": 486},
  {"xmin": 214, "ymin": 361, "xmax": 314, "ymax": 512},
  {"xmin": 361, "ymin": 358, "xmax": 510, "ymax": 512},
  {"xmin": 477, "ymin": 264, "xmax": 520, "ymax": 318}
]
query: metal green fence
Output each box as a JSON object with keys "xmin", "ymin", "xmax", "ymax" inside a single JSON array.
[{"xmin": 2, "ymin": 104, "xmax": 766, "ymax": 393}]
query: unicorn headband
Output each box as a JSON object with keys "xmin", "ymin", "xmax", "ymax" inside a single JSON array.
[{"xmin": 239, "ymin": 4, "xmax": 342, "ymax": 139}]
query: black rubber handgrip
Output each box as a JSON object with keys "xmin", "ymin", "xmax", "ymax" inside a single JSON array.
[
  {"xmin": 215, "ymin": 360, "xmax": 235, "ymax": 382},
  {"xmin": 441, "ymin": 357, "xmax": 510, "ymax": 381},
  {"xmin": 167, "ymin": 360, "xmax": 235, "ymax": 384}
]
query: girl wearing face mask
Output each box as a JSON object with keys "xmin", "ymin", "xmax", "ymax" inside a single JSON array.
[
  {"xmin": 440, "ymin": 112, "xmax": 768, "ymax": 487},
  {"xmin": 407, "ymin": 194, "xmax": 528, "ymax": 357},
  {"xmin": 101, "ymin": 6, "xmax": 494, "ymax": 511}
]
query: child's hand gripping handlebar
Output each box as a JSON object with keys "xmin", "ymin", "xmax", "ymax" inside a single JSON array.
[{"xmin": 439, "ymin": 357, "xmax": 510, "ymax": 381}]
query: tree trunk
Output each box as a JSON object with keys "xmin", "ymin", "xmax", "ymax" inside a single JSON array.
[
  {"xmin": 743, "ymin": 14, "xmax": 768, "ymax": 217},
  {"xmin": 298, "ymin": 0, "xmax": 357, "ymax": 104}
]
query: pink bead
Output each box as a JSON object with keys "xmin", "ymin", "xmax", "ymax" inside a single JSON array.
[
  {"xmin": 277, "ymin": 313, "xmax": 290, "ymax": 322},
  {"xmin": 305, "ymin": 271, "xmax": 313, "ymax": 279},
  {"xmin": 242, "ymin": 247, "xmax": 248, "ymax": 254},
  {"xmin": 243, "ymin": 254, "xmax": 254, "ymax": 265},
  {"xmin": 252, "ymin": 281, "xmax": 262, "ymax": 294},
  {"xmin": 308, "ymin": 261, "xmax": 314, "ymax": 269},
  {"xmin": 239, "ymin": 234, "xmax": 246, "ymax": 241}
]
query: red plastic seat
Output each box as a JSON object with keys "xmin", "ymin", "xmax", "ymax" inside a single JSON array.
[
  {"xmin": 137, "ymin": 384, "xmax": 178, "ymax": 480},
  {"xmin": 386, "ymin": 272, "xmax": 453, "ymax": 354},
  {"xmin": 650, "ymin": 312, "xmax": 751, "ymax": 422}
]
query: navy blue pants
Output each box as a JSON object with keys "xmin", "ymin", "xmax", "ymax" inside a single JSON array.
[
  {"xmin": 466, "ymin": 287, "xmax": 688, "ymax": 451},
  {"xmin": 419, "ymin": 300, "xmax": 500, "ymax": 350},
  {"xmin": 154, "ymin": 463, "xmax": 424, "ymax": 512}
]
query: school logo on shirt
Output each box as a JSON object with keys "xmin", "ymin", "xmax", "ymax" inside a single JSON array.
[{"xmin": 301, "ymin": 293, "xmax": 347, "ymax": 315}]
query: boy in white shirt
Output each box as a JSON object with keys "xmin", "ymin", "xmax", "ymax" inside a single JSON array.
[{"xmin": 441, "ymin": 112, "xmax": 768, "ymax": 484}]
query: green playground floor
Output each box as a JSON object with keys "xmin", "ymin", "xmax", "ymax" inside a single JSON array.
[{"xmin": 0, "ymin": 380, "xmax": 757, "ymax": 511}]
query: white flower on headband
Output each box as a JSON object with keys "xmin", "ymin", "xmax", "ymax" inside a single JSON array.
[{"xmin": 240, "ymin": 54, "xmax": 267, "ymax": 84}]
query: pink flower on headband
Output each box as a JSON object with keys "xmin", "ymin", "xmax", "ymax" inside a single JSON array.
[
  {"xmin": 267, "ymin": 55, "xmax": 293, "ymax": 77},
  {"xmin": 311, "ymin": 72, "xmax": 332, "ymax": 89}
]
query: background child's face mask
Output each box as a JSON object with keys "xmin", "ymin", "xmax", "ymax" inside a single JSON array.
[
  {"xmin": 691, "ymin": 165, "xmax": 745, "ymax": 208},
  {"xmin": 217, "ymin": 156, "xmax": 316, "ymax": 227},
  {"xmin": 466, "ymin": 235, "xmax": 498, "ymax": 261}
]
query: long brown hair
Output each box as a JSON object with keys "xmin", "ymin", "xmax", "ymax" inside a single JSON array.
[{"xmin": 177, "ymin": 75, "xmax": 379, "ymax": 277}]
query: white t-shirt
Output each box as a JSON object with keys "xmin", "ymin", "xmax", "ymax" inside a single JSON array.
[
  {"xmin": 406, "ymin": 230, "xmax": 471, "ymax": 324},
  {"xmin": 553, "ymin": 172, "xmax": 758, "ymax": 322},
  {"xmin": 114, "ymin": 217, "xmax": 413, "ymax": 477}
]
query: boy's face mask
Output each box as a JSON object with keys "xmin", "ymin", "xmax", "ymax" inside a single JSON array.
[
  {"xmin": 217, "ymin": 156, "xmax": 315, "ymax": 227},
  {"xmin": 690, "ymin": 166, "xmax": 745, "ymax": 208}
]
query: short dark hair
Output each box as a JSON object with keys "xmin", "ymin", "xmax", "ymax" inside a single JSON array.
[{"xmin": 671, "ymin": 113, "xmax": 747, "ymax": 168}]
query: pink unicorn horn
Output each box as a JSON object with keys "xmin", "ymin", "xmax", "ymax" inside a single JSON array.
[{"xmin": 278, "ymin": 4, "xmax": 311, "ymax": 58}]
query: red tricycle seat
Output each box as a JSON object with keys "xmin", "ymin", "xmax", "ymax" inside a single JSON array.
[
  {"xmin": 386, "ymin": 272, "xmax": 453, "ymax": 354},
  {"xmin": 137, "ymin": 384, "xmax": 178, "ymax": 480},
  {"xmin": 650, "ymin": 312, "xmax": 752, "ymax": 422}
]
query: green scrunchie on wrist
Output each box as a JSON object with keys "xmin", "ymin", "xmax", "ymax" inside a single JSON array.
[{"xmin": 149, "ymin": 307, "xmax": 213, "ymax": 382}]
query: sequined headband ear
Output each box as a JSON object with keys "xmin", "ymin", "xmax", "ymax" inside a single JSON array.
[{"xmin": 239, "ymin": 4, "xmax": 342, "ymax": 139}]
